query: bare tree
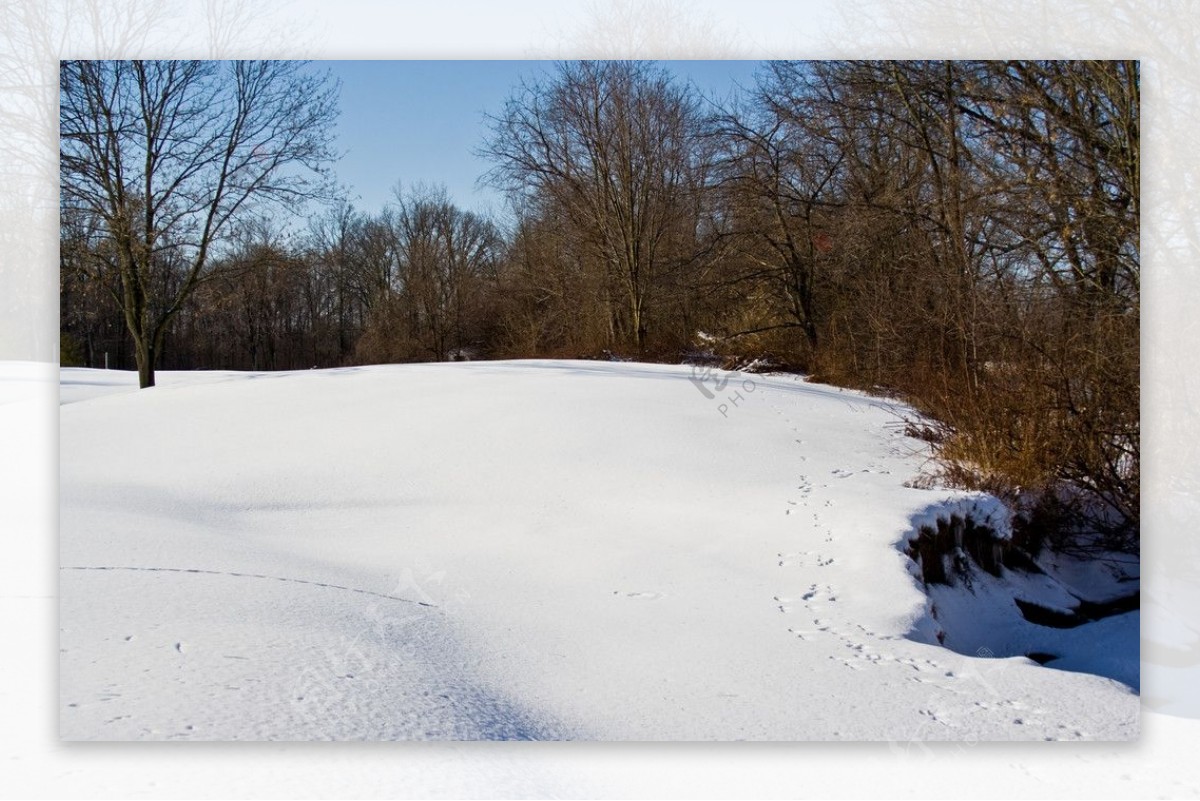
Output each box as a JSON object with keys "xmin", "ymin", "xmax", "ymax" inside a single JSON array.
[
  {"xmin": 356, "ymin": 186, "xmax": 504, "ymax": 362},
  {"xmin": 59, "ymin": 59, "xmax": 338, "ymax": 387},
  {"xmin": 307, "ymin": 201, "xmax": 370, "ymax": 362},
  {"xmin": 710, "ymin": 64, "xmax": 847, "ymax": 355},
  {"xmin": 481, "ymin": 61, "xmax": 708, "ymax": 352}
]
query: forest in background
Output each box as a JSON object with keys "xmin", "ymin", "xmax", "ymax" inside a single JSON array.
[{"xmin": 60, "ymin": 60, "xmax": 1139, "ymax": 553}]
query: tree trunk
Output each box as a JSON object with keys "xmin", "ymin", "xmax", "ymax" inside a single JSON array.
[{"xmin": 135, "ymin": 338, "xmax": 156, "ymax": 388}]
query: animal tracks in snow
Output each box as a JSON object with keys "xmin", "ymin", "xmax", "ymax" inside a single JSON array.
[
  {"xmin": 774, "ymin": 583, "xmax": 838, "ymax": 614},
  {"xmin": 61, "ymin": 565, "xmax": 437, "ymax": 607},
  {"xmin": 770, "ymin": 565, "xmax": 963, "ymax": 686},
  {"xmin": 830, "ymin": 465, "xmax": 892, "ymax": 479},
  {"xmin": 801, "ymin": 583, "xmax": 836, "ymax": 602},
  {"xmin": 614, "ymin": 590, "xmax": 664, "ymax": 601},
  {"xmin": 777, "ymin": 551, "xmax": 834, "ymax": 569},
  {"xmin": 783, "ymin": 475, "xmax": 819, "ymax": 514}
]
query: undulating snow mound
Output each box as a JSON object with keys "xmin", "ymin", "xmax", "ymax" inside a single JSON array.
[{"xmin": 59, "ymin": 361, "xmax": 1138, "ymax": 740}]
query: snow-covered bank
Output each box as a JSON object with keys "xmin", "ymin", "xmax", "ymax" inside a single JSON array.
[{"xmin": 59, "ymin": 361, "xmax": 1138, "ymax": 740}]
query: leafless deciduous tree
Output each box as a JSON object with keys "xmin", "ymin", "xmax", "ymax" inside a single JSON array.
[
  {"xmin": 60, "ymin": 59, "xmax": 338, "ymax": 387},
  {"xmin": 481, "ymin": 61, "xmax": 709, "ymax": 352},
  {"xmin": 355, "ymin": 186, "xmax": 505, "ymax": 363}
]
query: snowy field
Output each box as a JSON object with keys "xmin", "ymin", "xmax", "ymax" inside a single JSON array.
[{"xmin": 58, "ymin": 361, "xmax": 1138, "ymax": 740}]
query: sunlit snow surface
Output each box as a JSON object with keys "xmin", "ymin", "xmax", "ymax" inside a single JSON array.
[{"xmin": 58, "ymin": 362, "xmax": 1138, "ymax": 740}]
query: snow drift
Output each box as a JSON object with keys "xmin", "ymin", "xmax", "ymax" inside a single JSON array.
[{"xmin": 59, "ymin": 361, "xmax": 1138, "ymax": 740}]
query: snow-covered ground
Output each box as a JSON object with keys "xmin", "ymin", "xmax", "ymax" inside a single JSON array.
[{"xmin": 58, "ymin": 361, "xmax": 1138, "ymax": 740}]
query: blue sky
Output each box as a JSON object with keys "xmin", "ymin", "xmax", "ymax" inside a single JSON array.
[{"xmin": 321, "ymin": 60, "xmax": 765, "ymax": 220}]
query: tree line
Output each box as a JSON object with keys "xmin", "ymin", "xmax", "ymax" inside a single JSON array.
[{"xmin": 60, "ymin": 59, "xmax": 1138, "ymax": 550}]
